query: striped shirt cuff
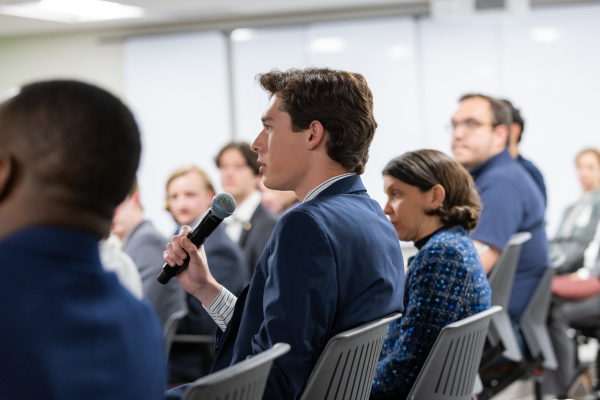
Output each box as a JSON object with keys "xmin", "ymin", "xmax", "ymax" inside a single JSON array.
[{"xmin": 203, "ymin": 286, "xmax": 237, "ymax": 332}]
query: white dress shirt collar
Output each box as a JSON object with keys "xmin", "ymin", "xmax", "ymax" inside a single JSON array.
[
  {"xmin": 231, "ymin": 190, "xmax": 262, "ymax": 223},
  {"xmin": 303, "ymin": 173, "xmax": 357, "ymax": 203},
  {"xmin": 224, "ymin": 190, "xmax": 262, "ymax": 243}
]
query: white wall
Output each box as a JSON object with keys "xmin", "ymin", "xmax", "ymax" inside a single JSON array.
[
  {"xmin": 2, "ymin": 4, "xmax": 599, "ymax": 239},
  {"xmin": 124, "ymin": 31, "xmax": 232, "ymax": 237},
  {"xmin": 0, "ymin": 31, "xmax": 123, "ymax": 98}
]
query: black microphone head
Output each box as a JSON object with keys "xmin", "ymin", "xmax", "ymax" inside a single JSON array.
[{"xmin": 211, "ymin": 193, "xmax": 236, "ymax": 219}]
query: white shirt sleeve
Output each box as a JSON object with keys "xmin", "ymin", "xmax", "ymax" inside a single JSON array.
[
  {"xmin": 99, "ymin": 236, "xmax": 144, "ymax": 299},
  {"xmin": 203, "ymin": 286, "xmax": 237, "ymax": 331}
]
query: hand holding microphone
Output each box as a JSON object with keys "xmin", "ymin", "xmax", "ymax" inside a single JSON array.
[{"xmin": 159, "ymin": 193, "xmax": 236, "ymax": 296}]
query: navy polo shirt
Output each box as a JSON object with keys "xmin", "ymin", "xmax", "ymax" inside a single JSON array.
[
  {"xmin": 0, "ymin": 227, "xmax": 166, "ymax": 399},
  {"xmin": 470, "ymin": 149, "xmax": 548, "ymax": 322}
]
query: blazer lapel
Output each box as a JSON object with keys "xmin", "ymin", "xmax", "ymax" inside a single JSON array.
[{"xmin": 239, "ymin": 204, "xmax": 264, "ymax": 248}]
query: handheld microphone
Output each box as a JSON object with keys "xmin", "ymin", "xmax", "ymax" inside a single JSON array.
[{"xmin": 157, "ymin": 193, "xmax": 236, "ymax": 285}]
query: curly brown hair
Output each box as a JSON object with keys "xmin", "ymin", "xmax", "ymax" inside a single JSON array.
[
  {"xmin": 383, "ymin": 150, "xmax": 482, "ymax": 231},
  {"xmin": 257, "ymin": 67, "xmax": 377, "ymax": 175}
]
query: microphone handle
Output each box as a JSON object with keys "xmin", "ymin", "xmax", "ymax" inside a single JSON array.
[{"xmin": 157, "ymin": 212, "xmax": 223, "ymax": 285}]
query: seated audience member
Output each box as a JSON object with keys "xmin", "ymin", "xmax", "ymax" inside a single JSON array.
[
  {"xmin": 546, "ymin": 235, "xmax": 600, "ymax": 397},
  {"xmin": 215, "ymin": 142, "xmax": 278, "ymax": 275},
  {"xmin": 165, "ymin": 165, "xmax": 248, "ymax": 383},
  {"xmin": 371, "ymin": 150, "xmax": 491, "ymax": 400},
  {"xmin": 259, "ymin": 178, "xmax": 299, "ymax": 217},
  {"xmin": 164, "ymin": 67, "xmax": 405, "ymax": 400},
  {"xmin": 451, "ymin": 93, "xmax": 548, "ymax": 322},
  {"xmin": 502, "ymin": 99, "xmax": 547, "ymax": 204},
  {"xmin": 111, "ymin": 177, "xmax": 186, "ymax": 328},
  {"xmin": 551, "ymin": 149, "xmax": 600, "ymax": 275},
  {"xmin": 100, "ymin": 233, "xmax": 144, "ymax": 299},
  {"xmin": 0, "ymin": 81, "xmax": 165, "ymax": 398}
]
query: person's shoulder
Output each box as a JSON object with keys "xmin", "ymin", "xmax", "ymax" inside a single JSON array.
[
  {"xmin": 416, "ymin": 227, "xmax": 486, "ymax": 276},
  {"xmin": 420, "ymin": 226, "xmax": 477, "ymax": 261},
  {"xmin": 277, "ymin": 205, "xmax": 321, "ymax": 227},
  {"xmin": 482, "ymin": 157, "xmax": 521, "ymax": 181},
  {"xmin": 517, "ymin": 156, "xmax": 542, "ymax": 175},
  {"xmin": 252, "ymin": 203, "xmax": 279, "ymax": 227},
  {"xmin": 480, "ymin": 157, "xmax": 536, "ymax": 194},
  {"xmin": 520, "ymin": 158, "xmax": 545, "ymax": 186},
  {"xmin": 129, "ymin": 221, "xmax": 167, "ymax": 247}
]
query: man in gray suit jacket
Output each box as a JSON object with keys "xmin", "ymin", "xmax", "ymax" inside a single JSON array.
[
  {"xmin": 215, "ymin": 142, "xmax": 278, "ymax": 276},
  {"xmin": 111, "ymin": 179, "xmax": 186, "ymax": 329}
]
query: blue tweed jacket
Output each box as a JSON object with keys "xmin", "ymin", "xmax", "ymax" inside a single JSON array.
[{"xmin": 371, "ymin": 225, "xmax": 491, "ymax": 400}]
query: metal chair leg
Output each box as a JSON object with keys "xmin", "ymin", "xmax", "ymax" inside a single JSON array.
[{"xmin": 534, "ymin": 380, "xmax": 543, "ymax": 400}]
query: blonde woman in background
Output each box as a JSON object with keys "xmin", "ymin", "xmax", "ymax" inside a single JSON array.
[{"xmin": 552, "ymin": 149, "xmax": 600, "ymax": 275}]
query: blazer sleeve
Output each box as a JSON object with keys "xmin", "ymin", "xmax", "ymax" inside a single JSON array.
[
  {"xmin": 252, "ymin": 210, "xmax": 338, "ymax": 399},
  {"xmin": 371, "ymin": 244, "xmax": 470, "ymax": 400}
]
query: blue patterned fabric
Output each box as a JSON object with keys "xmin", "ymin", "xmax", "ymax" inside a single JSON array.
[{"xmin": 371, "ymin": 225, "xmax": 491, "ymax": 400}]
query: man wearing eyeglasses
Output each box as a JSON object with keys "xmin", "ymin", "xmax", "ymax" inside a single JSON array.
[{"xmin": 451, "ymin": 93, "xmax": 548, "ymax": 323}]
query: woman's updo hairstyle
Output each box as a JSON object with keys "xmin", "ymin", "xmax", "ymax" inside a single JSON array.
[{"xmin": 383, "ymin": 149, "xmax": 482, "ymax": 231}]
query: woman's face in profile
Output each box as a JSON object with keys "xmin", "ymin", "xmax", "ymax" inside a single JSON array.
[{"xmin": 383, "ymin": 175, "xmax": 432, "ymax": 242}]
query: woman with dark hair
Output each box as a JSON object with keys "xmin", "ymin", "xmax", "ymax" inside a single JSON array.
[{"xmin": 371, "ymin": 149, "xmax": 491, "ymax": 400}]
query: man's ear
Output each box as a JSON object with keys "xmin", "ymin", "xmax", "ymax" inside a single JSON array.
[
  {"xmin": 0, "ymin": 152, "xmax": 16, "ymax": 203},
  {"xmin": 132, "ymin": 191, "xmax": 141, "ymax": 207},
  {"xmin": 306, "ymin": 120, "xmax": 326, "ymax": 151},
  {"xmin": 494, "ymin": 124, "xmax": 510, "ymax": 148}
]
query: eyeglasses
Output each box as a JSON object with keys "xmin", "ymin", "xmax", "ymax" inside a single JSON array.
[{"xmin": 446, "ymin": 119, "xmax": 494, "ymax": 134}]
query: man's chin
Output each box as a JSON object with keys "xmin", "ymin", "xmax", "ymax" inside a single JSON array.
[
  {"xmin": 175, "ymin": 217, "xmax": 194, "ymax": 227},
  {"xmin": 263, "ymin": 176, "xmax": 285, "ymax": 192},
  {"xmin": 452, "ymin": 151, "xmax": 471, "ymax": 166}
]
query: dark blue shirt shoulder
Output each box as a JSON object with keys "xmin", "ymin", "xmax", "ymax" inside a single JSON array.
[
  {"xmin": 0, "ymin": 227, "xmax": 165, "ymax": 400},
  {"xmin": 517, "ymin": 155, "xmax": 547, "ymax": 206},
  {"xmin": 470, "ymin": 149, "xmax": 548, "ymax": 321},
  {"xmin": 371, "ymin": 225, "xmax": 491, "ymax": 400}
]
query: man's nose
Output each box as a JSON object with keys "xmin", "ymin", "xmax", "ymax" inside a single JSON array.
[
  {"xmin": 452, "ymin": 128, "xmax": 466, "ymax": 141},
  {"xmin": 252, "ymin": 129, "xmax": 266, "ymax": 153}
]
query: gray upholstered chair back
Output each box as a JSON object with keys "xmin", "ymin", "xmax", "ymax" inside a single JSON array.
[
  {"xmin": 486, "ymin": 232, "xmax": 531, "ymax": 362},
  {"xmin": 520, "ymin": 266, "xmax": 558, "ymax": 370},
  {"xmin": 182, "ymin": 343, "xmax": 290, "ymax": 400},
  {"xmin": 407, "ymin": 306, "xmax": 501, "ymax": 400},
  {"xmin": 488, "ymin": 232, "xmax": 531, "ymax": 309},
  {"xmin": 298, "ymin": 312, "xmax": 402, "ymax": 400},
  {"xmin": 163, "ymin": 308, "xmax": 187, "ymax": 358}
]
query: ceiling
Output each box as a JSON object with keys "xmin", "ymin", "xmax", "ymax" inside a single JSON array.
[{"xmin": 0, "ymin": 0, "xmax": 423, "ymax": 37}]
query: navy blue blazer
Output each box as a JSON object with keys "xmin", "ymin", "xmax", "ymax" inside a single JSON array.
[
  {"xmin": 168, "ymin": 175, "xmax": 405, "ymax": 399},
  {"xmin": 0, "ymin": 227, "xmax": 165, "ymax": 400}
]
